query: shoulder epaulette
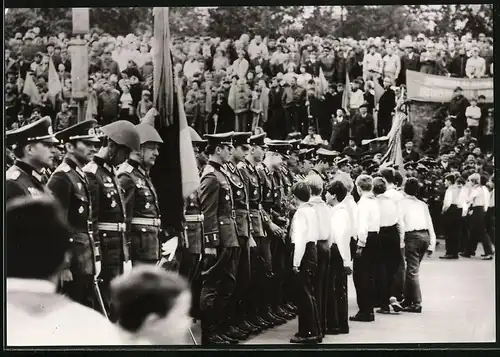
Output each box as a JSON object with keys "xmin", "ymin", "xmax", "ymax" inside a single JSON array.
[
  {"xmin": 280, "ymin": 166, "xmax": 288, "ymax": 175},
  {"xmin": 6, "ymin": 168, "xmax": 20, "ymax": 181},
  {"xmin": 117, "ymin": 162, "xmax": 134, "ymax": 175},
  {"xmin": 55, "ymin": 162, "xmax": 71, "ymax": 173},
  {"xmin": 83, "ymin": 162, "xmax": 98, "ymax": 174},
  {"xmin": 226, "ymin": 162, "xmax": 236, "ymax": 173},
  {"xmin": 202, "ymin": 165, "xmax": 215, "ymax": 178}
]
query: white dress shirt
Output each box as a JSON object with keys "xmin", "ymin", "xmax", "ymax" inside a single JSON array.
[
  {"xmin": 291, "ymin": 202, "xmax": 318, "ymax": 268},
  {"xmin": 344, "ymin": 193, "xmax": 358, "ymax": 240},
  {"xmin": 356, "ymin": 193, "xmax": 380, "ymax": 247},
  {"xmin": 7, "ymin": 278, "xmax": 124, "ymax": 346},
  {"xmin": 490, "ymin": 189, "xmax": 495, "ymax": 208},
  {"xmin": 350, "ymin": 89, "xmax": 365, "ymax": 109},
  {"xmin": 442, "ymin": 184, "xmax": 460, "ymax": 212},
  {"xmin": 458, "ymin": 186, "xmax": 470, "ymax": 217},
  {"xmin": 376, "ymin": 193, "xmax": 405, "ymax": 247},
  {"xmin": 399, "ymin": 196, "xmax": 436, "ymax": 252},
  {"xmin": 330, "ymin": 202, "xmax": 352, "ymax": 268},
  {"xmin": 309, "ymin": 196, "xmax": 332, "ymax": 242}
]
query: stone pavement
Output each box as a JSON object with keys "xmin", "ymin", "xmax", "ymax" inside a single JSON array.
[{"xmin": 190, "ymin": 240, "xmax": 496, "ymax": 345}]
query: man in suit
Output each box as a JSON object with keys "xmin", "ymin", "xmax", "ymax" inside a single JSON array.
[
  {"xmin": 402, "ymin": 140, "xmax": 421, "ymax": 163},
  {"xmin": 6, "ymin": 116, "xmax": 59, "ymax": 202},
  {"xmin": 398, "ymin": 43, "xmax": 420, "ymax": 85},
  {"xmin": 46, "ymin": 120, "xmax": 101, "ymax": 309},
  {"xmin": 377, "ymin": 77, "xmax": 396, "ymax": 137},
  {"xmin": 6, "ymin": 196, "xmax": 123, "ymax": 346}
]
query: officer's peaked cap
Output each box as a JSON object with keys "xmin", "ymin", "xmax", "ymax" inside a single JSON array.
[{"xmin": 55, "ymin": 119, "xmax": 101, "ymax": 144}]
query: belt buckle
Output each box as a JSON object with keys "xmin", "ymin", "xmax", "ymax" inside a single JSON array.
[
  {"xmin": 199, "ymin": 213, "xmax": 204, "ymax": 221},
  {"xmin": 231, "ymin": 210, "xmax": 236, "ymax": 219},
  {"xmin": 119, "ymin": 222, "xmax": 126, "ymax": 232},
  {"xmin": 154, "ymin": 218, "xmax": 161, "ymax": 227}
]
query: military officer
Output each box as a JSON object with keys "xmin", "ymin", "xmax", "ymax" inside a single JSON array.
[
  {"xmin": 198, "ymin": 132, "xmax": 240, "ymax": 345},
  {"xmin": 117, "ymin": 123, "xmax": 164, "ymax": 266},
  {"xmin": 297, "ymin": 148, "xmax": 315, "ymax": 180},
  {"xmin": 225, "ymin": 132, "xmax": 260, "ymax": 338},
  {"xmin": 180, "ymin": 139, "xmax": 207, "ymax": 320},
  {"xmin": 6, "ymin": 116, "xmax": 59, "ymax": 202},
  {"xmin": 83, "ymin": 120, "xmax": 140, "ymax": 321},
  {"xmin": 46, "ymin": 120, "xmax": 101, "ymax": 309}
]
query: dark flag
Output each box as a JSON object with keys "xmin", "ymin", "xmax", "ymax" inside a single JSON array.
[{"xmin": 151, "ymin": 7, "xmax": 200, "ymax": 239}]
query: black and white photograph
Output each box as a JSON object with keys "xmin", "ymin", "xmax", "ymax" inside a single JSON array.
[{"xmin": 4, "ymin": 4, "xmax": 495, "ymax": 348}]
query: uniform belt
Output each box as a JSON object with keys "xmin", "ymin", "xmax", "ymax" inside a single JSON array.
[
  {"xmin": 249, "ymin": 203, "xmax": 262, "ymax": 210},
  {"xmin": 185, "ymin": 214, "xmax": 204, "ymax": 222},
  {"xmin": 97, "ymin": 222, "xmax": 126, "ymax": 232},
  {"xmin": 131, "ymin": 217, "xmax": 162, "ymax": 227}
]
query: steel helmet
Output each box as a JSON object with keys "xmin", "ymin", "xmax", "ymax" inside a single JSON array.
[
  {"xmin": 100, "ymin": 120, "xmax": 140, "ymax": 151},
  {"xmin": 135, "ymin": 123, "xmax": 163, "ymax": 145}
]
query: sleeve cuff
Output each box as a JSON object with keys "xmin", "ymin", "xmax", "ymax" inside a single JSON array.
[{"xmin": 357, "ymin": 239, "xmax": 366, "ymax": 248}]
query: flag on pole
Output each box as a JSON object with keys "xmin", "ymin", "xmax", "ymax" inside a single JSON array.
[
  {"xmin": 373, "ymin": 79, "xmax": 384, "ymax": 134},
  {"xmin": 341, "ymin": 73, "xmax": 351, "ymax": 113},
  {"xmin": 23, "ymin": 72, "xmax": 41, "ymax": 105},
  {"xmin": 150, "ymin": 7, "xmax": 200, "ymax": 236},
  {"xmin": 48, "ymin": 57, "xmax": 62, "ymax": 107}
]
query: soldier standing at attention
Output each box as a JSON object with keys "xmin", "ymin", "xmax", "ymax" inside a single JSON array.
[
  {"xmin": 198, "ymin": 132, "xmax": 240, "ymax": 345},
  {"xmin": 47, "ymin": 120, "xmax": 101, "ymax": 309},
  {"xmin": 117, "ymin": 123, "xmax": 164, "ymax": 266},
  {"xmin": 225, "ymin": 132, "xmax": 260, "ymax": 338},
  {"xmin": 6, "ymin": 117, "xmax": 59, "ymax": 202},
  {"xmin": 256, "ymin": 141, "xmax": 288, "ymax": 327},
  {"xmin": 83, "ymin": 120, "xmax": 140, "ymax": 321},
  {"xmin": 180, "ymin": 139, "xmax": 208, "ymax": 320}
]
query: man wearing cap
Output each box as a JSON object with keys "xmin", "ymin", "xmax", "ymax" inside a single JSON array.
[
  {"xmin": 117, "ymin": 123, "xmax": 164, "ymax": 267},
  {"xmin": 83, "ymin": 120, "xmax": 140, "ymax": 321},
  {"xmin": 309, "ymin": 148, "xmax": 336, "ymax": 184},
  {"xmin": 298, "ymin": 148, "xmax": 315, "ymax": 179},
  {"xmin": 256, "ymin": 141, "xmax": 292, "ymax": 326},
  {"xmin": 449, "ymin": 86, "xmax": 470, "ymax": 138},
  {"xmin": 46, "ymin": 120, "xmax": 101, "ymax": 309},
  {"xmin": 223, "ymin": 132, "xmax": 257, "ymax": 339},
  {"xmin": 198, "ymin": 132, "xmax": 241, "ymax": 345},
  {"xmin": 240, "ymin": 133, "xmax": 276, "ymax": 330},
  {"xmin": 399, "ymin": 42, "xmax": 420, "ymax": 85},
  {"xmin": 6, "ymin": 117, "xmax": 59, "ymax": 202}
]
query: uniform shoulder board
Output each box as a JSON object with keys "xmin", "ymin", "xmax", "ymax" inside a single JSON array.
[
  {"xmin": 226, "ymin": 162, "xmax": 236, "ymax": 173},
  {"xmin": 6, "ymin": 168, "xmax": 20, "ymax": 181},
  {"xmin": 83, "ymin": 162, "xmax": 98, "ymax": 174},
  {"xmin": 55, "ymin": 162, "xmax": 71, "ymax": 173},
  {"xmin": 280, "ymin": 166, "xmax": 288, "ymax": 175},
  {"xmin": 117, "ymin": 162, "xmax": 134, "ymax": 175},
  {"xmin": 201, "ymin": 165, "xmax": 215, "ymax": 178},
  {"xmin": 237, "ymin": 161, "xmax": 246, "ymax": 170}
]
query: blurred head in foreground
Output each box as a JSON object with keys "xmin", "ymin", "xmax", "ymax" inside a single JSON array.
[{"xmin": 111, "ymin": 265, "xmax": 192, "ymax": 344}]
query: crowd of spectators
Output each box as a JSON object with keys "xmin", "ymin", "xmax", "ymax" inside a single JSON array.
[{"xmin": 5, "ymin": 28, "xmax": 494, "ymax": 154}]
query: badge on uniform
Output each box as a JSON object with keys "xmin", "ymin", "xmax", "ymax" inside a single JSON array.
[
  {"xmin": 111, "ymin": 200, "xmax": 117, "ymax": 208},
  {"xmin": 237, "ymin": 190, "xmax": 241, "ymax": 196},
  {"xmin": 145, "ymin": 202, "xmax": 151, "ymax": 209},
  {"xmin": 225, "ymin": 195, "xmax": 230, "ymax": 200},
  {"xmin": 105, "ymin": 177, "xmax": 112, "ymax": 183},
  {"xmin": 78, "ymin": 206, "xmax": 84, "ymax": 214},
  {"xmin": 77, "ymin": 182, "xmax": 82, "ymax": 190},
  {"xmin": 28, "ymin": 187, "xmax": 41, "ymax": 196}
]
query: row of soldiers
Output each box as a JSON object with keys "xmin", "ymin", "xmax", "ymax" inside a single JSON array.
[{"xmin": 5, "ymin": 114, "xmax": 424, "ymax": 345}]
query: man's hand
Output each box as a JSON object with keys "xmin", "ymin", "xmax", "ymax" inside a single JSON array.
[
  {"xmin": 123, "ymin": 260, "xmax": 132, "ymax": 275},
  {"xmin": 162, "ymin": 237, "xmax": 179, "ymax": 260},
  {"xmin": 204, "ymin": 247, "xmax": 217, "ymax": 256},
  {"xmin": 249, "ymin": 236, "xmax": 257, "ymax": 248},
  {"xmin": 60, "ymin": 269, "xmax": 73, "ymax": 283},
  {"xmin": 95, "ymin": 261, "xmax": 101, "ymax": 277},
  {"xmin": 356, "ymin": 246, "xmax": 363, "ymax": 257},
  {"xmin": 344, "ymin": 266, "xmax": 353, "ymax": 275},
  {"xmin": 270, "ymin": 222, "xmax": 283, "ymax": 237},
  {"xmin": 292, "ymin": 266, "xmax": 299, "ymax": 274}
]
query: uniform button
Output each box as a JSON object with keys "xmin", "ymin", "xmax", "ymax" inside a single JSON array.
[
  {"xmin": 225, "ymin": 195, "xmax": 230, "ymax": 200},
  {"xmin": 69, "ymin": 238, "xmax": 74, "ymax": 243},
  {"xmin": 190, "ymin": 203, "xmax": 194, "ymax": 207},
  {"xmin": 237, "ymin": 191, "xmax": 241, "ymax": 196},
  {"xmin": 142, "ymin": 228, "xmax": 146, "ymax": 232},
  {"xmin": 220, "ymin": 221, "xmax": 224, "ymax": 225}
]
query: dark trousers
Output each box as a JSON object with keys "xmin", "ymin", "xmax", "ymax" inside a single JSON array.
[
  {"xmin": 326, "ymin": 244, "xmax": 348, "ymax": 332},
  {"xmin": 200, "ymin": 246, "xmax": 240, "ymax": 335},
  {"xmin": 250, "ymin": 237, "xmax": 273, "ymax": 313},
  {"xmin": 230, "ymin": 237, "xmax": 251, "ymax": 322},
  {"xmin": 378, "ymin": 225, "xmax": 403, "ymax": 306},
  {"xmin": 235, "ymin": 112, "xmax": 249, "ymax": 132},
  {"xmin": 353, "ymin": 232, "xmax": 379, "ymax": 315},
  {"xmin": 271, "ymin": 237, "xmax": 287, "ymax": 309},
  {"xmin": 179, "ymin": 250, "xmax": 203, "ymax": 319},
  {"xmin": 62, "ymin": 274, "xmax": 96, "ymax": 310},
  {"xmin": 283, "ymin": 240, "xmax": 296, "ymax": 306},
  {"xmin": 284, "ymin": 106, "xmax": 296, "ymax": 134},
  {"xmin": 295, "ymin": 242, "xmax": 320, "ymax": 338},
  {"xmin": 315, "ymin": 240, "xmax": 330, "ymax": 334},
  {"xmin": 404, "ymin": 230, "xmax": 430, "ymax": 305},
  {"xmin": 465, "ymin": 207, "xmax": 493, "ymax": 256},
  {"xmin": 486, "ymin": 207, "xmax": 495, "ymax": 245},
  {"xmin": 444, "ymin": 205, "xmax": 461, "ymax": 256}
]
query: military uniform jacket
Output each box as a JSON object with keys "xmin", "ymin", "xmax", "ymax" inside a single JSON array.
[
  {"xmin": 256, "ymin": 163, "xmax": 278, "ymax": 231},
  {"xmin": 117, "ymin": 159, "xmax": 161, "ymax": 261},
  {"xmin": 83, "ymin": 156, "xmax": 129, "ymax": 267},
  {"xmin": 184, "ymin": 189, "xmax": 204, "ymax": 254},
  {"xmin": 238, "ymin": 159, "xmax": 266, "ymax": 237},
  {"xmin": 199, "ymin": 160, "xmax": 239, "ymax": 248},
  {"xmin": 6, "ymin": 161, "xmax": 46, "ymax": 202},
  {"xmin": 46, "ymin": 157, "xmax": 96, "ymax": 276},
  {"xmin": 224, "ymin": 160, "xmax": 251, "ymax": 239}
]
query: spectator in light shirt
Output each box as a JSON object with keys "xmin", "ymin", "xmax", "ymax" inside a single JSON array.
[
  {"xmin": 399, "ymin": 178, "xmax": 436, "ymax": 313},
  {"xmin": 247, "ymin": 35, "xmax": 268, "ymax": 60},
  {"xmin": 382, "ymin": 45, "xmax": 401, "ymax": 84},
  {"xmin": 465, "ymin": 97, "xmax": 481, "ymax": 138},
  {"xmin": 363, "ymin": 45, "xmax": 383, "ymax": 81},
  {"xmin": 348, "ymin": 79, "xmax": 365, "ymax": 117},
  {"xmin": 466, "ymin": 47, "xmax": 486, "ymax": 78}
]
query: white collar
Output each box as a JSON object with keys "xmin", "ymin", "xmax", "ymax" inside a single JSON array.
[
  {"xmin": 331, "ymin": 201, "xmax": 347, "ymax": 212},
  {"xmin": 7, "ymin": 278, "xmax": 56, "ymax": 294},
  {"xmin": 309, "ymin": 196, "xmax": 324, "ymax": 204}
]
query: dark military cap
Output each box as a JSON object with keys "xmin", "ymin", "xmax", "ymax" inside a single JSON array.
[
  {"xmin": 416, "ymin": 163, "xmax": 429, "ymax": 173},
  {"xmin": 6, "ymin": 116, "xmax": 58, "ymax": 147},
  {"xmin": 232, "ymin": 132, "xmax": 252, "ymax": 147},
  {"xmin": 204, "ymin": 131, "xmax": 234, "ymax": 147},
  {"xmin": 361, "ymin": 157, "xmax": 375, "ymax": 168},
  {"xmin": 418, "ymin": 157, "xmax": 437, "ymax": 166},
  {"xmin": 298, "ymin": 148, "xmax": 315, "ymax": 161},
  {"xmin": 454, "ymin": 86, "xmax": 463, "ymax": 92},
  {"xmin": 267, "ymin": 140, "xmax": 292, "ymax": 156},
  {"xmin": 193, "ymin": 139, "xmax": 208, "ymax": 151},
  {"xmin": 288, "ymin": 139, "xmax": 301, "ymax": 152},
  {"xmin": 249, "ymin": 133, "xmax": 267, "ymax": 147},
  {"xmin": 316, "ymin": 148, "xmax": 339, "ymax": 163},
  {"xmin": 404, "ymin": 161, "xmax": 417, "ymax": 170},
  {"xmin": 302, "ymin": 143, "xmax": 321, "ymax": 150},
  {"xmin": 335, "ymin": 156, "xmax": 350, "ymax": 167},
  {"xmin": 55, "ymin": 119, "xmax": 101, "ymax": 144},
  {"xmin": 359, "ymin": 101, "xmax": 370, "ymax": 109}
]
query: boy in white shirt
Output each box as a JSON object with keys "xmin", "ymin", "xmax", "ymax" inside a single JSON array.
[
  {"xmin": 465, "ymin": 97, "xmax": 481, "ymax": 138},
  {"xmin": 325, "ymin": 180, "xmax": 352, "ymax": 335},
  {"xmin": 290, "ymin": 182, "xmax": 320, "ymax": 344}
]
